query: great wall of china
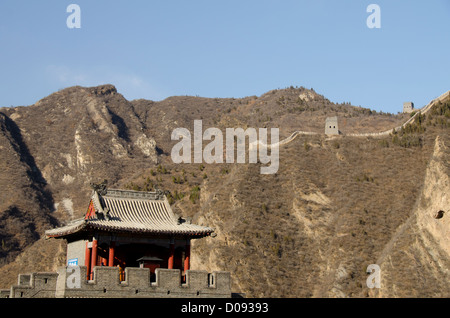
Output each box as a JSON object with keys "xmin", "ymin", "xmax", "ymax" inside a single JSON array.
[
  {"xmin": 252, "ymin": 90, "xmax": 450, "ymax": 149},
  {"xmin": 1, "ymin": 266, "xmax": 231, "ymax": 298}
]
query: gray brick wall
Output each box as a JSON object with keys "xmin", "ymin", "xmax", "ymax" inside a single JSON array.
[
  {"xmin": 67, "ymin": 239, "xmax": 87, "ymax": 266},
  {"xmin": 3, "ymin": 266, "xmax": 231, "ymax": 298}
]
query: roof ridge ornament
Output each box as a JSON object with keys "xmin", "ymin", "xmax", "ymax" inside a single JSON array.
[
  {"xmin": 90, "ymin": 179, "xmax": 108, "ymax": 196},
  {"xmin": 156, "ymin": 188, "xmax": 164, "ymax": 200}
]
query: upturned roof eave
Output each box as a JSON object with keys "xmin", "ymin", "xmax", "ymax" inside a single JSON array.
[
  {"xmin": 45, "ymin": 188, "xmax": 215, "ymax": 239},
  {"xmin": 44, "ymin": 218, "xmax": 87, "ymax": 238},
  {"xmin": 46, "ymin": 218, "xmax": 214, "ymax": 239}
]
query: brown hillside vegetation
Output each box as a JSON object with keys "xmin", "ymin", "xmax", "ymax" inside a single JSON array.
[{"xmin": 0, "ymin": 85, "xmax": 448, "ymax": 297}]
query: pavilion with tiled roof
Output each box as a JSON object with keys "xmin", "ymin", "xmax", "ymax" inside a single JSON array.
[{"xmin": 45, "ymin": 188, "xmax": 214, "ymax": 281}]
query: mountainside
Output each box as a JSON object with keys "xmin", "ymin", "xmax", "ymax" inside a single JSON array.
[
  {"xmin": 0, "ymin": 112, "xmax": 56, "ymax": 265},
  {"xmin": 0, "ymin": 84, "xmax": 448, "ymax": 297}
]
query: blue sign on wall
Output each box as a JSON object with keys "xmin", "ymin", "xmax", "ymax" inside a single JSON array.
[{"xmin": 68, "ymin": 258, "xmax": 78, "ymax": 266}]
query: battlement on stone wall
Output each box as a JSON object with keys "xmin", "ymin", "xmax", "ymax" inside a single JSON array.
[
  {"xmin": 2, "ymin": 266, "xmax": 231, "ymax": 298},
  {"xmin": 1, "ymin": 272, "xmax": 59, "ymax": 298}
]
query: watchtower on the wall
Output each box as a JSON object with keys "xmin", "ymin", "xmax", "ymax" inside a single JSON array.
[
  {"xmin": 325, "ymin": 117, "xmax": 339, "ymax": 135},
  {"xmin": 403, "ymin": 102, "xmax": 414, "ymax": 113}
]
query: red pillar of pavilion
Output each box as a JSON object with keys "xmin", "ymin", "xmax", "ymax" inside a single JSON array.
[
  {"xmin": 168, "ymin": 238, "xmax": 175, "ymax": 269},
  {"xmin": 108, "ymin": 241, "xmax": 115, "ymax": 267},
  {"xmin": 84, "ymin": 241, "xmax": 91, "ymax": 280},
  {"xmin": 184, "ymin": 240, "xmax": 190, "ymax": 272}
]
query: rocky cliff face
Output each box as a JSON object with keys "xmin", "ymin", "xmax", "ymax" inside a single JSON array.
[
  {"xmin": 370, "ymin": 135, "xmax": 450, "ymax": 297},
  {"xmin": 189, "ymin": 132, "xmax": 449, "ymax": 297},
  {"xmin": 1, "ymin": 85, "xmax": 158, "ymax": 222},
  {"xmin": 0, "ymin": 84, "xmax": 448, "ymax": 297},
  {"xmin": 0, "ymin": 112, "xmax": 56, "ymax": 265},
  {"xmin": 417, "ymin": 136, "xmax": 449, "ymax": 257}
]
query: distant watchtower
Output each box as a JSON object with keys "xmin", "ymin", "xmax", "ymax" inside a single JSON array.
[
  {"xmin": 403, "ymin": 102, "xmax": 414, "ymax": 113},
  {"xmin": 325, "ymin": 117, "xmax": 339, "ymax": 135}
]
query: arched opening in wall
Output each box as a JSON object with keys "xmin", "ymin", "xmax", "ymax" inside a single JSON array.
[{"xmin": 433, "ymin": 210, "xmax": 445, "ymax": 219}]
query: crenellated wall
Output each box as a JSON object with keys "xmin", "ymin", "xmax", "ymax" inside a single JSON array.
[
  {"xmin": 2, "ymin": 266, "xmax": 231, "ymax": 298},
  {"xmin": 7, "ymin": 272, "xmax": 59, "ymax": 298}
]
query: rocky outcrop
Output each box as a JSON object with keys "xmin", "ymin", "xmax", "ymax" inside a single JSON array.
[
  {"xmin": 372, "ymin": 135, "xmax": 449, "ymax": 297},
  {"xmin": 0, "ymin": 113, "xmax": 57, "ymax": 267}
]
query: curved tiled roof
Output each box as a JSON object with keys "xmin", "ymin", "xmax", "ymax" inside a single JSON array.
[{"xmin": 45, "ymin": 189, "xmax": 214, "ymax": 238}]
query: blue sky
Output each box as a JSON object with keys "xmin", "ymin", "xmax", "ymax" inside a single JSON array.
[{"xmin": 0, "ymin": 1, "xmax": 449, "ymax": 113}]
